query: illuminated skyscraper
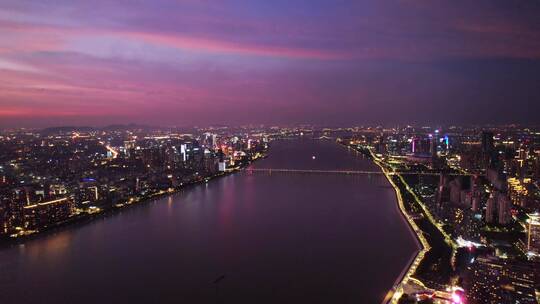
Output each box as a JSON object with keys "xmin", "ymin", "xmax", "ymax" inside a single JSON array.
[
  {"xmin": 180, "ymin": 144, "xmax": 187, "ymax": 162},
  {"xmin": 429, "ymin": 134, "xmax": 437, "ymax": 158},
  {"xmin": 212, "ymin": 134, "xmax": 218, "ymax": 149},
  {"xmin": 486, "ymin": 193, "xmax": 496, "ymax": 223}
]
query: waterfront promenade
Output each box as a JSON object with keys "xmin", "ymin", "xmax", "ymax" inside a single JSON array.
[
  {"xmin": 373, "ymin": 157, "xmax": 430, "ymax": 304},
  {"xmin": 359, "ymin": 146, "xmax": 456, "ymax": 304}
]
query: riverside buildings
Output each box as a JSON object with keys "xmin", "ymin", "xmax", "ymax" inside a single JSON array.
[
  {"xmin": 341, "ymin": 125, "xmax": 540, "ymax": 304},
  {"xmin": 0, "ymin": 126, "xmax": 268, "ymax": 238},
  {"xmin": 2, "ymin": 124, "xmax": 540, "ymax": 303}
]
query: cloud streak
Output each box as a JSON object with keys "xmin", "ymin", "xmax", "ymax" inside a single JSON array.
[{"xmin": 0, "ymin": 1, "xmax": 540, "ymax": 127}]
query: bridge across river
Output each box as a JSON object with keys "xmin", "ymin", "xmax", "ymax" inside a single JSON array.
[{"xmin": 244, "ymin": 168, "xmax": 471, "ymax": 176}]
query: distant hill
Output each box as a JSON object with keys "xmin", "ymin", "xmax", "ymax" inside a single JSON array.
[
  {"xmin": 41, "ymin": 126, "xmax": 96, "ymax": 134},
  {"xmin": 101, "ymin": 123, "xmax": 157, "ymax": 131},
  {"xmin": 40, "ymin": 124, "xmax": 161, "ymax": 134}
]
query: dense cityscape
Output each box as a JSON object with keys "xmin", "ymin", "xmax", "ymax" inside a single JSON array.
[
  {"xmin": 0, "ymin": 126, "xmax": 269, "ymax": 239},
  {"xmin": 2, "ymin": 1, "xmax": 540, "ymax": 303},
  {"xmin": 338, "ymin": 125, "xmax": 540, "ymax": 304},
  {"xmin": 1, "ymin": 125, "xmax": 539, "ymax": 303}
]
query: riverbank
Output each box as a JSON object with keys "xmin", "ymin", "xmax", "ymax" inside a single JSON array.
[
  {"xmin": 0, "ymin": 137, "xmax": 420, "ymax": 304},
  {"xmin": 371, "ymin": 154, "xmax": 431, "ymax": 304},
  {"xmin": 340, "ymin": 141, "xmax": 454, "ymax": 303},
  {"xmin": 0, "ymin": 154, "xmax": 267, "ymax": 247}
]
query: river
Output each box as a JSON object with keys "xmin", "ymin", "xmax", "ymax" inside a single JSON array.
[{"xmin": 0, "ymin": 139, "xmax": 418, "ymax": 304}]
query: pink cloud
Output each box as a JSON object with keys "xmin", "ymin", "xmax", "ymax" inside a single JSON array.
[
  {"xmin": 0, "ymin": 20, "xmax": 350, "ymax": 60},
  {"xmin": 0, "ymin": 106, "xmax": 81, "ymax": 118},
  {"xmin": 118, "ymin": 31, "xmax": 351, "ymax": 60}
]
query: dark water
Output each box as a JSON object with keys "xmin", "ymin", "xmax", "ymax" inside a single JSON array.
[{"xmin": 0, "ymin": 139, "xmax": 418, "ymax": 304}]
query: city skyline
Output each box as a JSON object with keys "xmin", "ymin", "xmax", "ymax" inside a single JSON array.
[
  {"xmin": 1, "ymin": 125, "xmax": 540, "ymax": 303},
  {"xmin": 2, "ymin": 1, "xmax": 540, "ymax": 128},
  {"xmin": 2, "ymin": 2, "xmax": 540, "ymax": 303}
]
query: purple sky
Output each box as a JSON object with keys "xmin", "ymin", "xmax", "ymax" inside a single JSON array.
[{"xmin": 1, "ymin": 0, "xmax": 540, "ymax": 128}]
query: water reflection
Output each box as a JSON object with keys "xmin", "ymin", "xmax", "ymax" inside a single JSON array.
[{"xmin": 0, "ymin": 140, "xmax": 418, "ymax": 304}]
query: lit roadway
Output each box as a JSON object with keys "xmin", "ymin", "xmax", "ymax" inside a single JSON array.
[
  {"xmin": 373, "ymin": 157, "xmax": 432, "ymax": 304},
  {"xmin": 98, "ymin": 141, "xmax": 119, "ymax": 158},
  {"xmin": 363, "ymin": 148, "xmax": 459, "ymax": 304}
]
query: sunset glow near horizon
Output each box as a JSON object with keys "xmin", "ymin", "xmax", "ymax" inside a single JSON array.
[{"xmin": 1, "ymin": 0, "xmax": 540, "ymax": 128}]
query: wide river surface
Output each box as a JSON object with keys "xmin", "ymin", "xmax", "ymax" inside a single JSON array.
[{"xmin": 0, "ymin": 139, "xmax": 418, "ymax": 304}]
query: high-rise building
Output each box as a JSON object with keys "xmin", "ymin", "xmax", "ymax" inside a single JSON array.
[
  {"xmin": 79, "ymin": 184, "xmax": 99, "ymax": 206},
  {"xmin": 498, "ymin": 195, "xmax": 512, "ymax": 225},
  {"xmin": 429, "ymin": 134, "xmax": 437, "ymax": 158},
  {"xmin": 486, "ymin": 168, "xmax": 506, "ymax": 192},
  {"xmin": 436, "ymin": 174, "xmax": 450, "ymax": 208},
  {"xmin": 180, "ymin": 144, "xmax": 187, "ymax": 162},
  {"xmin": 486, "ymin": 193, "xmax": 497, "ymax": 223},
  {"xmin": 212, "ymin": 134, "xmax": 218, "ymax": 149},
  {"xmin": 411, "ymin": 136, "xmax": 419, "ymax": 153},
  {"xmin": 527, "ymin": 213, "xmax": 540, "ymax": 255},
  {"xmin": 202, "ymin": 132, "xmax": 217, "ymax": 149},
  {"xmin": 534, "ymin": 152, "xmax": 540, "ymax": 179},
  {"xmin": 472, "ymin": 191, "xmax": 481, "ymax": 212},
  {"xmin": 449, "ymin": 178, "xmax": 462, "ymax": 205},
  {"xmin": 481, "ymin": 131, "xmax": 494, "ymax": 154},
  {"xmin": 124, "ymin": 140, "xmax": 136, "ymax": 150},
  {"xmin": 466, "ymin": 256, "xmax": 536, "ymax": 304},
  {"xmin": 23, "ymin": 197, "xmax": 74, "ymax": 230},
  {"xmin": 217, "ymin": 149, "xmax": 226, "ymax": 172},
  {"xmin": 481, "ymin": 131, "xmax": 498, "ymax": 169},
  {"xmin": 0, "ymin": 198, "xmax": 8, "ymax": 235},
  {"xmin": 218, "ymin": 161, "xmax": 226, "ymax": 172},
  {"xmin": 467, "ymin": 256, "xmax": 504, "ymax": 303}
]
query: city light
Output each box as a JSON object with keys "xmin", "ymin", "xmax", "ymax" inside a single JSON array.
[{"xmin": 0, "ymin": 0, "xmax": 539, "ymax": 301}]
